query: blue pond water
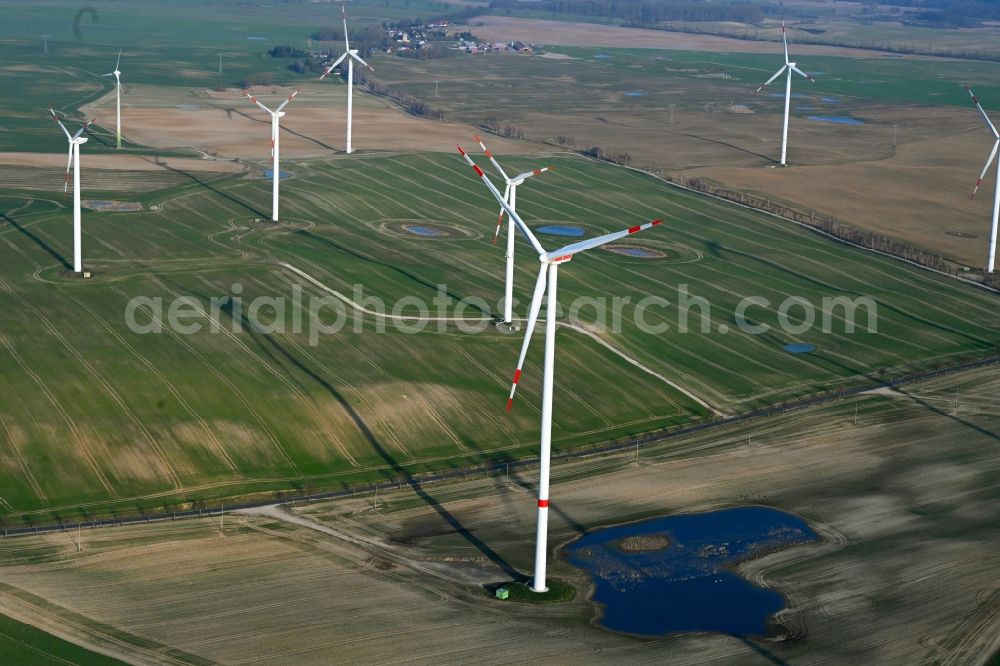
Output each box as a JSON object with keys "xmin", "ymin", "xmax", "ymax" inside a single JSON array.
[
  {"xmin": 614, "ymin": 247, "xmax": 659, "ymax": 257},
  {"xmin": 566, "ymin": 506, "xmax": 817, "ymax": 637},
  {"xmin": 537, "ymin": 225, "xmax": 585, "ymax": 237},
  {"xmin": 795, "ymin": 106, "xmax": 818, "ymax": 111},
  {"xmin": 246, "ymin": 36, "xmax": 269, "ymax": 40},
  {"xmin": 594, "ymin": 53, "xmax": 612, "ymax": 60},
  {"xmin": 403, "ymin": 225, "xmax": 442, "ymax": 237},
  {"xmin": 819, "ymin": 96, "xmax": 840, "ymax": 104},
  {"xmin": 784, "ymin": 342, "xmax": 816, "ymax": 353},
  {"xmin": 624, "ymin": 91, "xmax": 648, "ymax": 97},
  {"xmin": 769, "ymin": 92, "xmax": 809, "ymax": 99},
  {"xmin": 263, "ymin": 170, "xmax": 290, "ymax": 179},
  {"xmin": 807, "ymin": 115, "xmax": 864, "ymax": 125}
]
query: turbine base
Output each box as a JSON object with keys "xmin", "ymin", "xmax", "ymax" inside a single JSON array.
[{"xmin": 493, "ymin": 320, "xmax": 520, "ymax": 333}]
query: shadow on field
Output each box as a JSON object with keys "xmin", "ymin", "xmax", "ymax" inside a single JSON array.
[
  {"xmin": 819, "ymin": 353, "xmax": 1000, "ymax": 443},
  {"xmin": 735, "ymin": 636, "xmax": 789, "ymax": 665},
  {"xmin": 225, "ymin": 106, "xmax": 341, "ymax": 154},
  {"xmin": 660, "ymin": 127, "xmax": 778, "ymax": 164},
  {"xmin": 294, "ymin": 228, "xmax": 495, "ymax": 318},
  {"xmin": 200, "ymin": 284, "xmax": 521, "ymax": 579},
  {"xmin": 0, "ymin": 211, "xmax": 70, "ymax": 269},
  {"xmin": 139, "ymin": 157, "xmax": 268, "ymax": 220}
]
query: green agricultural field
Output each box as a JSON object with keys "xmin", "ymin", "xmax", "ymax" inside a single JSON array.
[
  {"xmin": 0, "ymin": 612, "xmax": 122, "ymax": 665},
  {"xmin": 0, "ymin": 149, "xmax": 998, "ymax": 524}
]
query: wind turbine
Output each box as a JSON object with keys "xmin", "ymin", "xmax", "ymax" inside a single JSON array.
[
  {"xmin": 457, "ymin": 144, "xmax": 663, "ymax": 593},
  {"xmin": 101, "ymin": 49, "xmax": 123, "ymax": 149},
  {"xmin": 475, "ymin": 134, "xmax": 553, "ymax": 327},
  {"xmin": 245, "ymin": 89, "xmax": 299, "ymax": 222},
  {"xmin": 753, "ymin": 21, "xmax": 816, "ymax": 166},
  {"xmin": 50, "ymin": 108, "xmax": 93, "ymax": 274},
  {"xmin": 319, "ymin": 5, "xmax": 374, "ymax": 154},
  {"xmin": 965, "ymin": 85, "xmax": 1000, "ymax": 273}
]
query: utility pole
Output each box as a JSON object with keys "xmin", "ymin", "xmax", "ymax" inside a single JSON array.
[
  {"xmin": 892, "ymin": 123, "xmax": 899, "ymax": 148},
  {"xmin": 42, "ymin": 35, "xmax": 50, "ymax": 54},
  {"xmin": 218, "ymin": 53, "xmax": 223, "ymax": 75},
  {"xmin": 374, "ymin": 485, "xmax": 379, "ymax": 511},
  {"xmin": 668, "ymin": 104, "xmax": 676, "ymax": 125},
  {"xmin": 220, "ymin": 503, "xmax": 224, "ymax": 534},
  {"xmin": 854, "ymin": 403, "xmax": 859, "ymax": 425},
  {"xmin": 435, "ymin": 80, "xmax": 439, "ymax": 97},
  {"xmin": 505, "ymin": 463, "xmax": 509, "ymax": 489},
  {"xmin": 635, "ymin": 440, "xmax": 639, "ymax": 463},
  {"xmin": 76, "ymin": 523, "xmax": 81, "ymax": 552}
]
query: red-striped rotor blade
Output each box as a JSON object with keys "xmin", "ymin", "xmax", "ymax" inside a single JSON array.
[{"xmin": 507, "ymin": 263, "xmax": 548, "ymax": 412}]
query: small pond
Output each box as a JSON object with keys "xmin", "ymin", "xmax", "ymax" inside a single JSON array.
[
  {"xmin": 807, "ymin": 115, "xmax": 864, "ymax": 125},
  {"xmin": 565, "ymin": 506, "xmax": 817, "ymax": 637},
  {"xmin": 537, "ymin": 225, "xmax": 585, "ymax": 237}
]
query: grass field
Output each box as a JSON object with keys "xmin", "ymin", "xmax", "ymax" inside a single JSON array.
[
  {"xmin": 1, "ymin": 148, "xmax": 998, "ymax": 523},
  {"xmin": 0, "ymin": 612, "xmax": 122, "ymax": 665},
  {"xmin": 0, "ymin": 363, "xmax": 997, "ymax": 664}
]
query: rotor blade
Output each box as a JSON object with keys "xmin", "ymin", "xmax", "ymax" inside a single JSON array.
[
  {"xmin": 64, "ymin": 145, "xmax": 73, "ymax": 193},
  {"xmin": 506, "ymin": 263, "xmax": 548, "ymax": 412},
  {"xmin": 966, "ymin": 85, "xmax": 1000, "ymax": 139},
  {"xmin": 245, "ymin": 91, "xmax": 274, "ymax": 115},
  {"xmin": 457, "ymin": 145, "xmax": 546, "ymax": 256},
  {"xmin": 754, "ymin": 66, "xmax": 787, "ymax": 94},
  {"xmin": 71, "ymin": 119, "xmax": 93, "ymax": 141},
  {"xmin": 789, "ymin": 64, "xmax": 815, "ymax": 82},
  {"xmin": 276, "ymin": 89, "xmax": 299, "ymax": 112},
  {"xmin": 320, "ymin": 53, "xmax": 348, "ymax": 79},
  {"xmin": 493, "ymin": 183, "xmax": 510, "ymax": 245},
  {"xmin": 512, "ymin": 166, "xmax": 554, "ymax": 182},
  {"xmin": 49, "ymin": 108, "xmax": 72, "ymax": 141},
  {"xmin": 475, "ymin": 134, "xmax": 510, "ymax": 181},
  {"xmin": 115, "ymin": 48, "xmax": 122, "ymax": 70},
  {"xmin": 972, "ymin": 140, "xmax": 999, "ymax": 199},
  {"xmin": 546, "ymin": 219, "xmax": 663, "ymax": 261},
  {"xmin": 349, "ymin": 51, "xmax": 374, "ymax": 72},
  {"xmin": 101, "ymin": 72, "xmax": 115, "ymax": 77},
  {"xmin": 782, "ymin": 19, "xmax": 789, "ymax": 64},
  {"xmin": 342, "ymin": 4, "xmax": 350, "ymax": 52}
]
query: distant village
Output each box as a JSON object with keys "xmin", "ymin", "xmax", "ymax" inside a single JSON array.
[{"xmin": 383, "ymin": 21, "xmax": 533, "ymax": 55}]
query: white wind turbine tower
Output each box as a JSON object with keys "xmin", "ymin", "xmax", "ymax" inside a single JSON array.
[
  {"xmin": 753, "ymin": 21, "xmax": 816, "ymax": 166},
  {"xmin": 475, "ymin": 134, "xmax": 553, "ymax": 327},
  {"xmin": 965, "ymin": 85, "xmax": 1000, "ymax": 273},
  {"xmin": 319, "ymin": 5, "xmax": 374, "ymax": 154},
  {"xmin": 245, "ymin": 89, "xmax": 299, "ymax": 222},
  {"xmin": 101, "ymin": 49, "xmax": 123, "ymax": 149},
  {"xmin": 50, "ymin": 108, "xmax": 93, "ymax": 274},
  {"xmin": 458, "ymin": 144, "xmax": 663, "ymax": 593}
]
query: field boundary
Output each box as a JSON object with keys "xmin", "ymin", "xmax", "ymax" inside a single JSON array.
[
  {"xmin": 3, "ymin": 352, "xmax": 999, "ymax": 538},
  {"xmin": 597, "ymin": 153, "xmax": 1000, "ymax": 297}
]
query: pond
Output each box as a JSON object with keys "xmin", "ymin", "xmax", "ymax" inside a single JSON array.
[
  {"xmin": 565, "ymin": 506, "xmax": 817, "ymax": 637},
  {"xmin": 623, "ymin": 91, "xmax": 648, "ymax": 97},
  {"xmin": 783, "ymin": 342, "xmax": 816, "ymax": 353},
  {"xmin": 402, "ymin": 225, "xmax": 443, "ymax": 237},
  {"xmin": 263, "ymin": 170, "xmax": 291, "ymax": 179},
  {"xmin": 807, "ymin": 115, "xmax": 865, "ymax": 125},
  {"xmin": 537, "ymin": 225, "xmax": 585, "ymax": 237}
]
